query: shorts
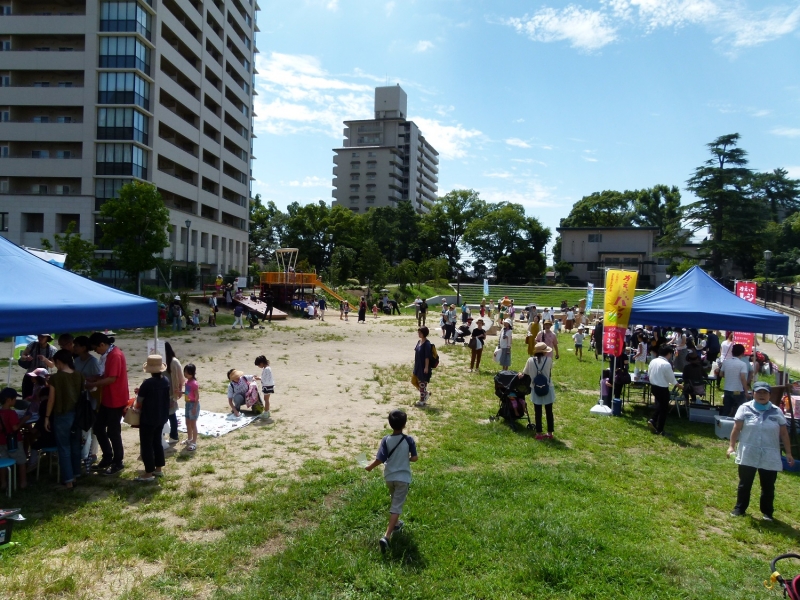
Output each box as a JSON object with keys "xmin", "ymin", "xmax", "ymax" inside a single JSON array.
[
  {"xmin": 386, "ymin": 480, "xmax": 410, "ymax": 515},
  {"xmin": 0, "ymin": 446, "xmax": 27, "ymax": 466},
  {"xmin": 574, "ymin": 344, "xmax": 583, "ymax": 349},
  {"xmin": 262, "ymin": 385, "xmax": 274, "ymax": 395},
  {"xmin": 185, "ymin": 401, "xmax": 200, "ymax": 421}
]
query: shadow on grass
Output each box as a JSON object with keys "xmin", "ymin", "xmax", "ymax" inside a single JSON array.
[
  {"xmin": 383, "ymin": 529, "xmax": 426, "ymax": 571},
  {"xmin": 751, "ymin": 517, "xmax": 800, "ymax": 545}
]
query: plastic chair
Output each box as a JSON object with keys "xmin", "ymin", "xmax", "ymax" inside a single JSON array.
[
  {"xmin": 36, "ymin": 447, "xmax": 59, "ymax": 482},
  {"xmin": 0, "ymin": 458, "xmax": 16, "ymax": 498}
]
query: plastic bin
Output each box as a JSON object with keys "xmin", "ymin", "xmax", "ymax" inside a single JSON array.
[
  {"xmin": 715, "ymin": 416, "xmax": 736, "ymax": 439},
  {"xmin": 689, "ymin": 404, "xmax": 721, "ymax": 424},
  {"xmin": 0, "ymin": 508, "xmax": 21, "ymax": 546}
]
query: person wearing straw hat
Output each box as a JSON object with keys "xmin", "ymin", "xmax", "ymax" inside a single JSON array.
[
  {"xmin": 226, "ymin": 369, "xmax": 256, "ymax": 417},
  {"xmin": 520, "ymin": 342, "xmax": 556, "ymax": 440},
  {"xmin": 469, "ymin": 319, "xmax": 487, "ymax": 372},
  {"xmin": 497, "ymin": 319, "xmax": 513, "ymax": 369},
  {"xmin": 132, "ymin": 355, "xmax": 170, "ymax": 482}
]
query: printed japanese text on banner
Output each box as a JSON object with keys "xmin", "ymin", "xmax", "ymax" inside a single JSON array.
[
  {"xmin": 602, "ymin": 269, "xmax": 638, "ymax": 356},
  {"xmin": 733, "ymin": 281, "xmax": 757, "ymax": 355}
]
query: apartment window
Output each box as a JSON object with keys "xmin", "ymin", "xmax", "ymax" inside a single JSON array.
[
  {"xmin": 32, "ymin": 150, "xmax": 50, "ymax": 158},
  {"xmin": 0, "ymin": 7, "xmax": 9, "ymax": 16},
  {"xmin": 0, "ymin": 179, "xmax": 7, "ymax": 193},
  {"xmin": 95, "ymin": 178, "xmax": 127, "ymax": 209},
  {"xmin": 350, "ymin": 161, "xmax": 360, "ymax": 168},
  {"xmin": 57, "ymin": 116, "xmax": 72, "ymax": 123},
  {"xmin": 23, "ymin": 213, "xmax": 44, "ymax": 233},
  {"xmin": 366, "ymin": 161, "xmax": 377, "ymax": 169},
  {"xmin": 0, "ymin": 212, "xmax": 7, "ymax": 232},
  {"xmin": 0, "ymin": 76, "xmax": 9, "ymax": 87},
  {"xmin": 32, "ymin": 116, "xmax": 49, "ymax": 123},
  {"xmin": 58, "ymin": 48, "xmax": 74, "ymax": 52},
  {"xmin": 349, "ymin": 196, "xmax": 359, "ymax": 203},
  {"xmin": 0, "ymin": 146, "xmax": 8, "ymax": 158},
  {"xmin": 588, "ymin": 234, "xmax": 603, "ymax": 242},
  {"xmin": 366, "ymin": 184, "xmax": 376, "ymax": 192},
  {"xmin": 98, "ymin": 72, "xmax": 150, "ymax": 110},
  {"xmin": 350, "ymin": 173, "xmax": 360, "ymax": 181},
  {"xmin": 366, "ymin": 196, "xmax": 376, "ymax": 204},
  {"xmin": 1, "ymin": 41, "xmax": 10, "ymax": 52},
  {"xmin": 586, "ymin": 263, "xmax": 600, "ymax": 272},
  {"xmin": 31, "ymin": 185, "xmax": 48, "ymax": 195},
  {"xmin": 97, "ymin": 107, "xmax": 149, "ymax": 144},
  {"xmin": 99, "ymin": 36, "xmax": 151, "ymax": 75},
  {"xmin": 58, "ymin": 214, "xmax": 80, "ymax": 232},
  {"xmin": 351, "ymin": 152, "xmax": 359, "ymax": 158},
  {"xmin": 100, "ymin": 1, "xmax": 152, "ymax": 40},
  {"xmin": 96, "ymin": 143, "xmax": 148, "ymax": 178},
  {"xmin": 55, "ymin": 185, "xmax": 71, "ymax": 195},
  {"xmin": 357, "ymin": 135, "xmax": 381, "ymax": 145},
  {"xmin": 58, "ymin": 82, "xmax": 73, "ymax": 88},
  {"xmin": 366, "ymin": 173, "xmax": 376, "ymax": 180},
  {"xmin": 56, "ymin": 150, "xmax": 72, "ymax": 159},
  {"xmin": 34, "ymin": 47, "xmax": 51, "ymax": 52},
  {"xmin": 368, "ymin": 152, "xmax": 376, "ymax": 158},
  {"xmin": 349, "ymin": 207, "xmax": 359, "ymax": 213},
  {"xmin": 33, "ymin": 82, "xmax": 50, "ymax": 88},
  {"xmin": 349, "ymin": 184, "xmax": 359, "ymax": 192}
]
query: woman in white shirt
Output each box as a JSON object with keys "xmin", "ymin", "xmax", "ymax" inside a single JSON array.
[
  {"xmin": 520, "ymin": 341, "xmax": 556, "ymax": 440},
  {"xmin": 497, "ymin": 319, "xmax": 513, "ymax": 369}
]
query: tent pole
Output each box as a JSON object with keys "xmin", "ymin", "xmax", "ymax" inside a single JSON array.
[
  {"xmin": 154, "ymin": 324, "xmax": 159, "ymax": 347},
  {"xmin": 7, "ymin": 339, "xmax": 13, "ymax": 386},
  {"xmin": 783, "ymin": 336, "xmax": 788, "ymax": 386}
]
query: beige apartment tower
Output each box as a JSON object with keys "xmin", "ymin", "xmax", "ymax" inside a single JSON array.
[
  {"xmin": 332, "ymin": 85, "xmax": 439, "ymax": 214},
  {"xmin": 0, "ymin": 0, "xmax": 258, "ymax": 279}
]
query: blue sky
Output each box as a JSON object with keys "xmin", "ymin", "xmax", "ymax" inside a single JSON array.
[{"xmin": 252, "ymin": 0, "xmax": 800, "ymax": 255}]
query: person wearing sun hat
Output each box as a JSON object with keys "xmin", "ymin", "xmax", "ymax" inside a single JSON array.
[
  {"xmin": 497, "ymin": 318, "xmax": 513, "ymax": 369},
  {"xmin": 132, "ymin": 355, "xmax": 170, "ymax": 482},
  {"xmin": 728, "ymin": 380, "xmax": 795, "ymax": 520},
  {"xmin": 226, "ymin": 368, "xmax": 257, "ymax": 417},
  {"xmin": 520, "ymin": 342, "xmax": 556, "ymax": 439},
  {"xmin": 469, "ymin": 318, "xmax": 487, "ymax": 372}
]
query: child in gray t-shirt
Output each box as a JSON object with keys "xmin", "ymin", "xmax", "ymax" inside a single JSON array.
[{"xmin": 365, "ymin": 409, "xmax": 418, "ymax": 553}]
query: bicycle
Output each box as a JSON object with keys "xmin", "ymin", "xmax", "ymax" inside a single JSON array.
[{"xmin": 775, "ymin": 335, "xmax": 793, "ymax": 352}]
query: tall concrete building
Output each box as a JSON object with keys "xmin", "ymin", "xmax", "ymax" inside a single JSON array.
[
  {"xmin": 332, "ymin": 85, "xmax": 438, "ymax": 214},
  {"xmin": 0, "ymin": 0, "xmax": 258, "ymax": 278}
]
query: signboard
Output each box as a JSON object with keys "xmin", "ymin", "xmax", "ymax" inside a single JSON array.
[
  {"xmin": 586, "ymin": 283, "xmax": 594, "ymax": 313},
  {"xmin": 235, "ymin": 276, "xmax": 248, "ymax": 290},
  {"xmin": 733, "ymin": 281, "xmax": 757, "ymax": 355},
  {"xmin": 483, "ymin": 278, "xmax": 489, "ymax": 297},
  {"xmin": 147, "ymin": 339, "xmax": 166, "ymax": 361},
  {"xmin": 602, "ymin": 269, "xmax": 638, "ymax": 356}
]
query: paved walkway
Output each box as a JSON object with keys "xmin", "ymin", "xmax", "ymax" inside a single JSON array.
[{"xmin": 759, "ymin": 339, "xmax": 800, "ymax": 376}]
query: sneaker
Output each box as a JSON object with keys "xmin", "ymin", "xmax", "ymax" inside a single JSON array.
[
  {"xmin": 730, "ymin": 509, "xmax": 746, "ymax": 517},
  {"xmin": 535, "ymin": 433, "xmax": 547, "ymax": 440},
  {"xmin": 762, "ymin": 514, "xmax": 774, "ymax": 522},
  {"xmin": 394, "ymin": 520, "xmax": 404, "ymax": 532},
  {"xmin": 379, "ymin": 536, "xmax": 389, "ymax": 553},
  {"xmin": 168, "ymin": 437, "xmax": 179, "ymax": 445},
  {"xmin": 102, "ymin": 463, "xmax": 124, "ymax": 476},
  {"xmin": 545, "ymin": 433, "xmax": 554, "ymax": 440},
  {"xmin": 92, "ymin": 461, "xmax": 111, "ymax": 473},
  {"xmin": 647, "ymin": 420, "xmax": 657, "ymax": 434},
  {"xmin": 414, "ymin": 401, "xmax": 427, "ymax": 408}
]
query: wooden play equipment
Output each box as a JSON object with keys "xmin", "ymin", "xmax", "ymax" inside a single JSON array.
[{"xmin": 258, "ymin": 248, "xmax": 351, "ymax": 309}]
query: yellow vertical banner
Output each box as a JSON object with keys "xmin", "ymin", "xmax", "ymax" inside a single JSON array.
[{"xmin": 603, "ymin": 269, "xmax": 638, "ymax": 356}]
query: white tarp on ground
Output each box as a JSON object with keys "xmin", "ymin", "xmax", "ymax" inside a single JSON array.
[{"xmin": 174, "ymin": 410, "xmax": 261, "ymax": 437}]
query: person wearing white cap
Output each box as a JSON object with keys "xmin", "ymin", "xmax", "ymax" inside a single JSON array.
[{"xmin": 497, "ymin": 319, "xmax": 513, "ymax": 369}]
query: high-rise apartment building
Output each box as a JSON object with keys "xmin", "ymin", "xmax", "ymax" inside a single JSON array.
[
  {"xmin": 332, "ymin": 85, "xmax": 438, "ymax": 214},
  {"xmin": 0, "ymin": 0, "xmax": 258, "ymax": 278}
]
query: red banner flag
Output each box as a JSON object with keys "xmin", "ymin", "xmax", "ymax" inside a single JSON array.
[{"xmin": 733, "ymin": 281, "xmax": 757, "ymax": 355}]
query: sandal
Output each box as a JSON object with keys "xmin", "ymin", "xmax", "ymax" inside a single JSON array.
[{"xmin": 187, "ymin": 443, "xmax": 196, "ymax": 452}]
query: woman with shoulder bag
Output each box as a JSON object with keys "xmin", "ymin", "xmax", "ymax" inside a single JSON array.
[
  {"xmin": 520, "ymin": 342, "xmax": 556, "ymax": 440},
  {"xmin": 45, "ymin": 349, "xmax": 84, "ymax": 489}
]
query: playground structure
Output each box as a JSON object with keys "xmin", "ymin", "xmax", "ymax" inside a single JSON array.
[{"xmin": 258, "ymin": 248, "xmax": 351, "ymax": 310}]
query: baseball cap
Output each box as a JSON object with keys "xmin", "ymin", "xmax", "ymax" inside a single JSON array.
[{"xmin": 752, "ymin": 381, "xmax": 771, "ymax": 392}]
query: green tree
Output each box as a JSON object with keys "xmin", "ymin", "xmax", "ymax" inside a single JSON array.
[
  {"xmin": 40, "ymin": 221, "xmax": 103, "ymax": 278},
  {"xmin": 99, "ymin": 182, "xmax": 170, "ymax": 294},
  {"xmin": 559, "ymin": 190, "xmax": 636, "ymax": 228},
  {"xmin": 249, "ymin": 194, "xmax": 287, "ymax": 262},
  {"xmin": 330, "ymin": 246, "xmax": 357, "ymax": 286},
  {"xmin": 751, "ymin": 168, "xmax": 800, "ymax": 221},
  {"xmin": 632, "ymin": 185, "xmax": 682, "ymax": 242},
  {"xmin": 463, "ymin": 202, "xmax": 550, "ymax": 283},
  {"xmin": 357, "ymin": 239, "xmax": 388, "ymax": 289},
  {"xmin": 555, "ymin": 261, "xmax": 573, "ymax": 282},
  {"xmin": 684, "ymin": 133, "xmax": 760, "ymax": 277},
  {"xmin": 421, "ymin": 189, "xmax": 487, "ymax": 274}
]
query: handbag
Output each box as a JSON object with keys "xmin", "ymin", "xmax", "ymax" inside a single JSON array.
[
  {"xmin": 123, "ymin": 405, "xmax": 141, "ymax": 427},
  {"xmin": 17, "ymin": 342, "xmax": 36, "ymax": 369},
  {"xmin": 493, "ymin": 347, "xmax": 501, "ymax": 363},
  {"xmin": 468, "ymin": 337, "xmax": 477, "ymax": 350}
]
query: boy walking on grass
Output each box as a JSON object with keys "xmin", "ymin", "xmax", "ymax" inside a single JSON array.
[{"xmin": 365, "ymin": 409, "xmax": 418, "ymax": 553}]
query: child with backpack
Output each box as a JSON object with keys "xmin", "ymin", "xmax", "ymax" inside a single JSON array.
[
  {"xmin": 519, "ymin": 341, "xmax": 556, "ymax": 440},
  {"xmin": 365, "ymin": 409, "xmax": 418, "ymax": 553}
]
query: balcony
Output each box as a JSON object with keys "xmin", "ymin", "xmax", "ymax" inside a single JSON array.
[
  {"xmin": 0, "ymin": 51, "xmax": 85, "ymax": 71},
  {"xmin": 0, "ymin": 156, "xmax": 82, "ymax": 178},
  {"xmin": 2, "ymin": 15, "xmax": 85, "ymax": 35},
  {"xmin": 0, "ymin": 121, "xmax": 84, "ymax": 142}
]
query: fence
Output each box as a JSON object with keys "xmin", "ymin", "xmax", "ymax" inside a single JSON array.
[{"xmin": 756, "ymin": 282, "xmax": 800, "ymax": 309}]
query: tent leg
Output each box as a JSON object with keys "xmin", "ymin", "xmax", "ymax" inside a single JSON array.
[
  {"xmin": 783, "ymin": 341, "xmax": 788, "ymax": 385},
  {"xmin": 154, "ymin": 325, "xmax": 158, "ymax": 346},
  {"xmin": 7, "ymin": 339, "xmax": 13, "ymax": 386}
]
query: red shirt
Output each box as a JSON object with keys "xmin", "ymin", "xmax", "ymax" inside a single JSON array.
[
  {"xmin": 102, "ymin": 347, "xmax": 130, "ymax": 409},
  {"xmin": 0, "ymin": 409, "xmax": 20, "ymax": 443}
]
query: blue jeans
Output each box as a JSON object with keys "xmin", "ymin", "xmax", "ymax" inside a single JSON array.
[
  {"xmin": 53, "ymin": 412, "xmax": 82, "ymax": 484},
  {"xmin": 172, "ymin": 316, "xmax": 182, "ymax": 331}
]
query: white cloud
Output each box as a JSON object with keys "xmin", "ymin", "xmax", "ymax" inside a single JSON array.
[
  {"xmin": 484, "ymin": 171, "xmax": 513, "ymax": 179},
  {"xmin": 414, "ymin": 40, "xmax": 435, "ymax": 52},
  {"xmin": 385, "ymin": 1, "xmax": 395, "ymax": 16},
  {"xmin": 505, "ymin": 138, "xmax": 532, "ymax": 148},
  {"xmin": 512, "ymin": 158, "xmax": 548, "ymax": 166},
  {"xmin": 412, "ymin": 117, "xmax": 482, "ymax": 160},
  {"xmin": 786, "ymin": 166, "xmax": 800, "ymax": 178},
  {"xmin": 481, "ymin": 181, "xmax": 561, "ymax": 210},
  {"xmin": 284, "ymin": 176, "xmax": 332, "ymax": 188},
  {"xmin": 253, "ymin": 52, "xmax": 374, "ymax": 137},
  {"xmin": 504, "ymin": 1, "xmax": 800, "ymax": 52},
  {"xmin": 326, "ymin": 0, "xmax": 339, "ymax": 10},
  {"xmin": 582, "ymin": 156, "xmax": 599, "ymax": 162},
  {"xmin": 505, "ymin": 7, "xmax": 619, "ymax": 50},
  {"xmin": 771, "ymin": 127, "xmax": 800, "ymax": 137}
]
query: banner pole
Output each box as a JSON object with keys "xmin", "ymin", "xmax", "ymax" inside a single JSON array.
[{"xmin": 7, "ymin": 340, "xmax": 13, "ymax": 386}]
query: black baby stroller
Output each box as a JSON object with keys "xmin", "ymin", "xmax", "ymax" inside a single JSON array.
[
  {"xmin": 765, "ymin": 554, "xmax": 800, "ymax": 599},
  {"xmin": 454, "ymin": 323, "xmax": 472, "ymax": 345},
  {"xmin": 490, "ymin": 370, "xmax": 533, "ymax": 431}
]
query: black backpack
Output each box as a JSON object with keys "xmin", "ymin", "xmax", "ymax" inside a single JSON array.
[
  {"xmin": 430, "ymin": 344, "xmax": 440, "ymax": 369},
  {"xmin": 532, "ymin": 357, "xmax": 550, "ymax": 397}
]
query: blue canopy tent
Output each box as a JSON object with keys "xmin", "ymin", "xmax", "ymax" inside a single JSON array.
[
  {"xmin": 629, "ymin": 266, "xmax": 788, "ymax": 335},
  {"xmin": 0, "ymin": 236, "xmax": 157, "ymax": 381}
]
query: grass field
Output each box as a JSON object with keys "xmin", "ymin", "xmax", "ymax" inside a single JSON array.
[
  {"xmin": 454, "ymin": 283, "xmax": 650, "ymax": 310},
  {"xmin": 1, "ymin": 329, "xmax": 798, "ymax": 599}
]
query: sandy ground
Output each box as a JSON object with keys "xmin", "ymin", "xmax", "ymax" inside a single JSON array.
[{"xmin": 8, "ymin": 312, "xmax": 453, "ymax": 482}]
